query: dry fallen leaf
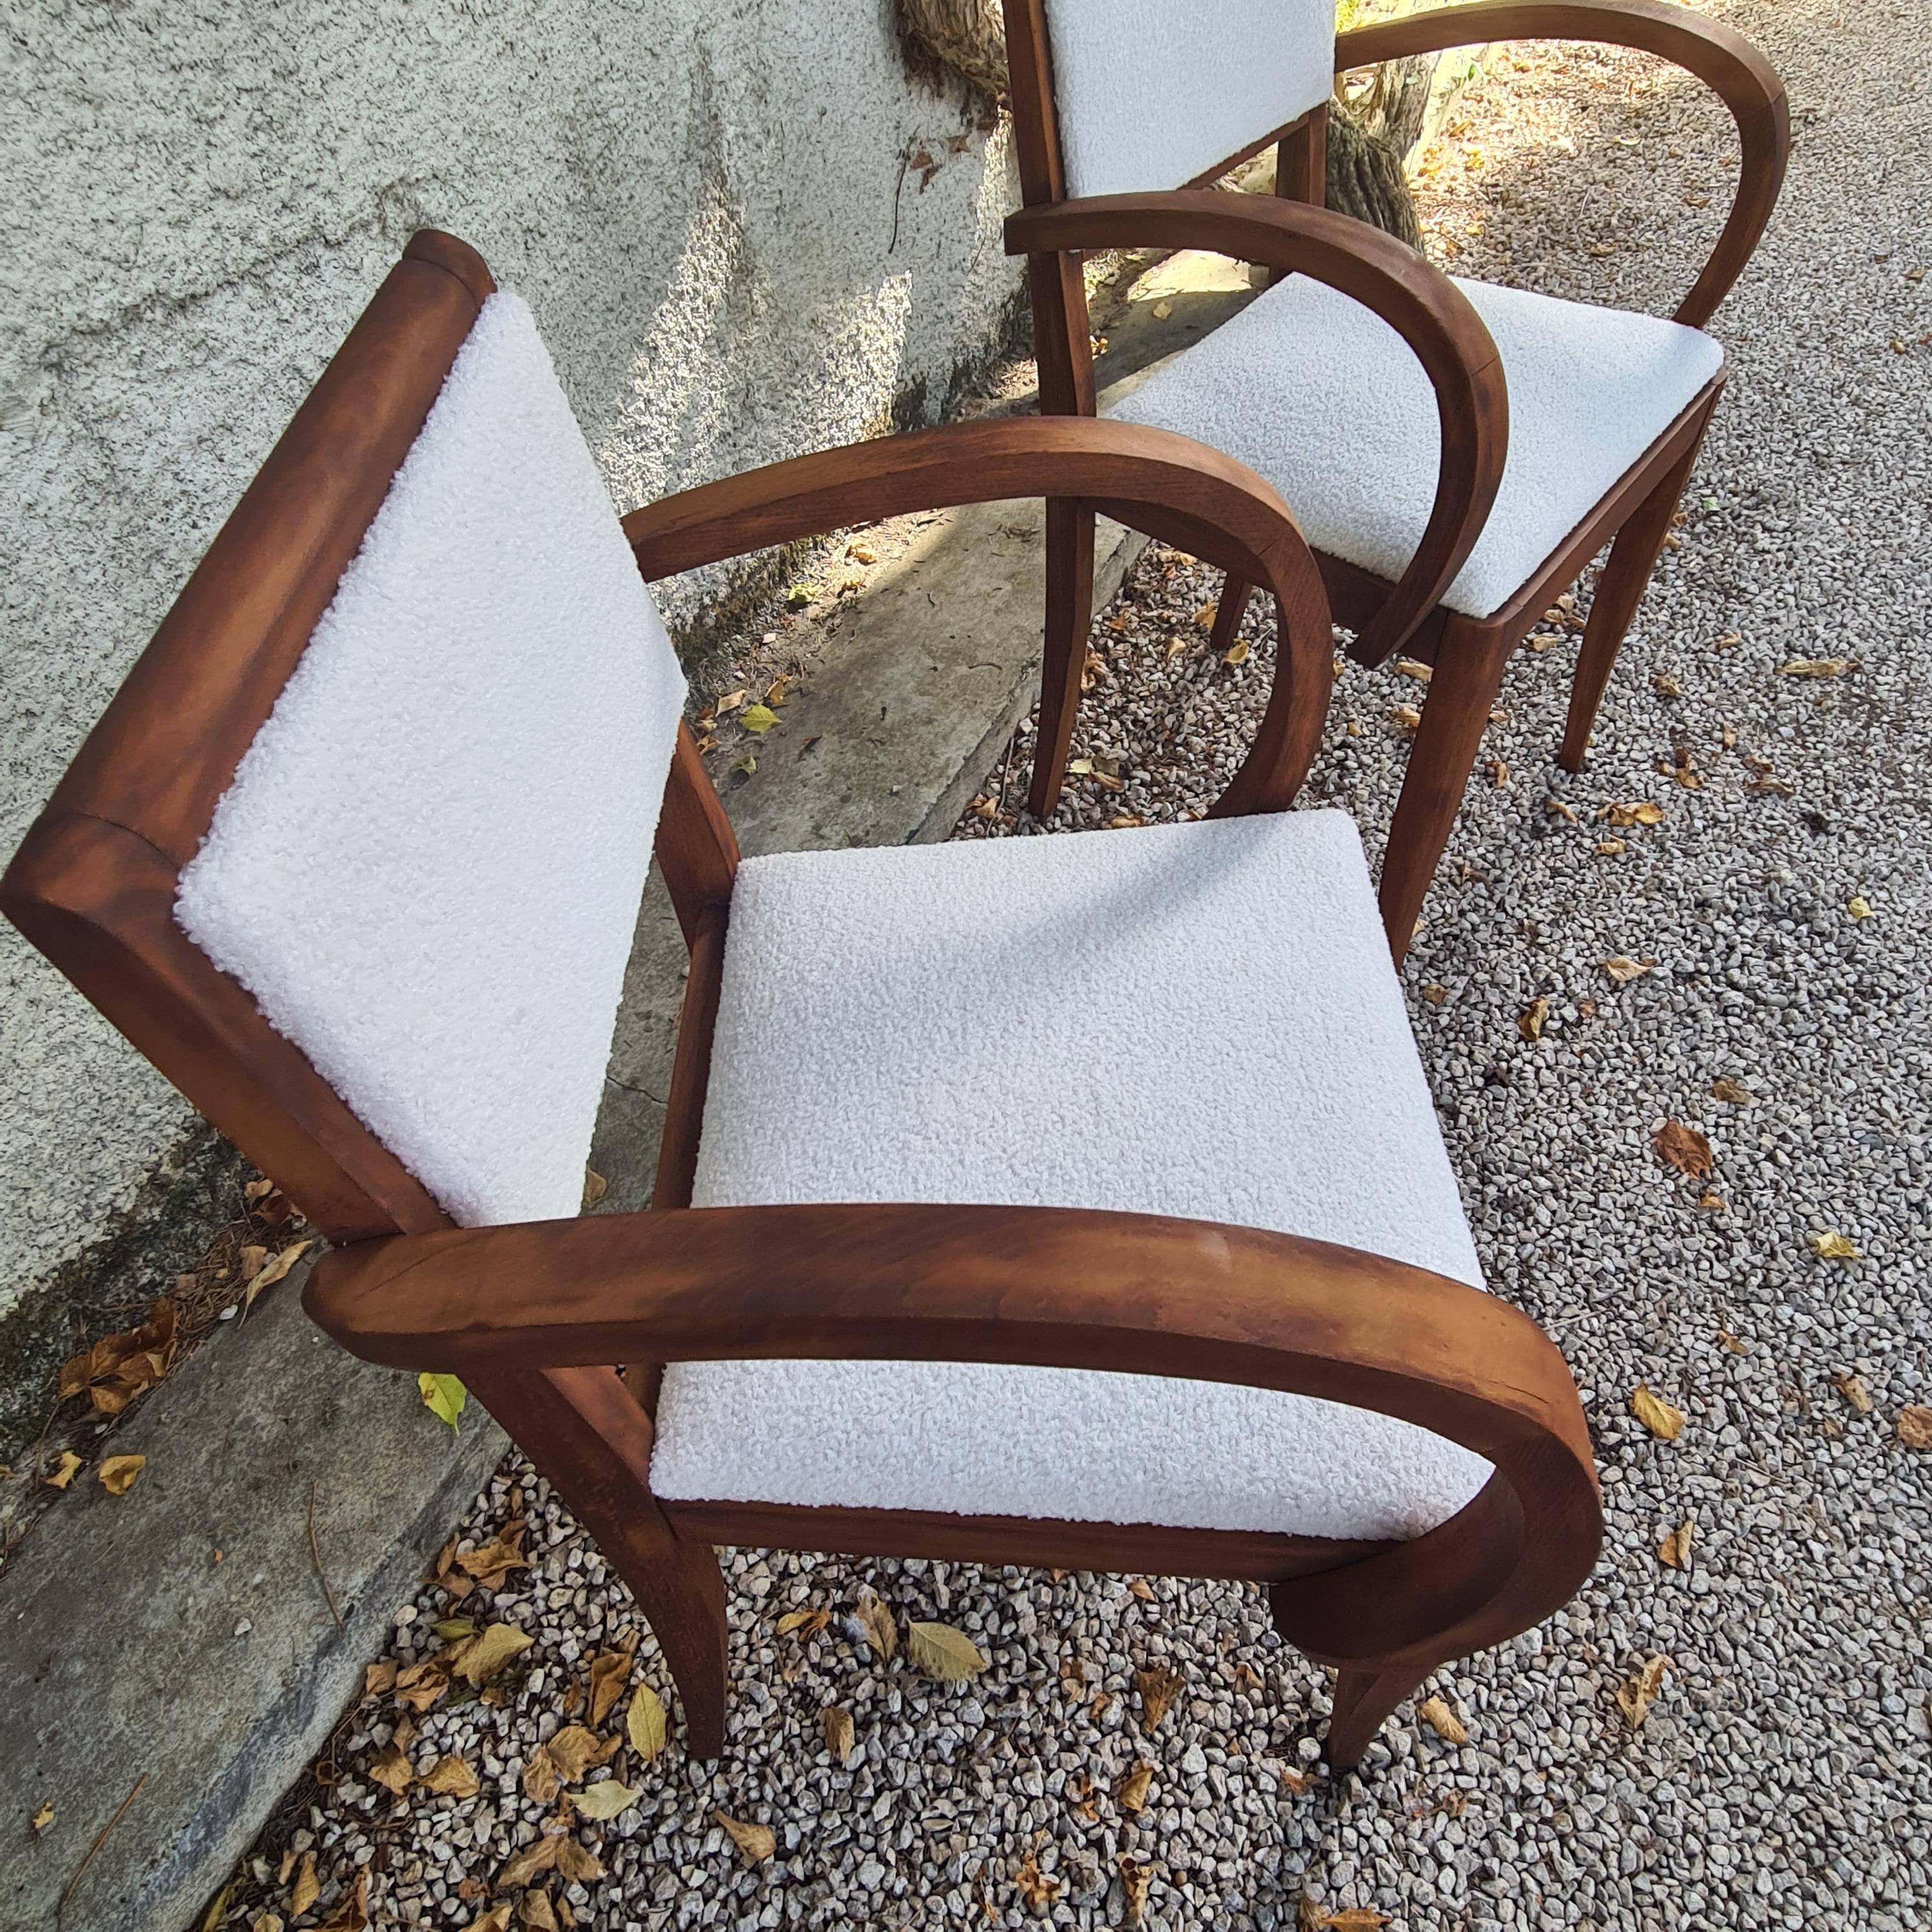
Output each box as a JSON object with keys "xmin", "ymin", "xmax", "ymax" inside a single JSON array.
[
  {"xmin": 1014, "ymin": 1853, "xmax": 1060, "ymax": 1914},
  {"xmin": 98, "ymin": 1454, "xmax": 145, "ymax": 1496},
  {"xmin": 45, "ymin": 1450, "xmax": 82, "ymax": 1490},
  {"xmin": 1222, "ymin": 639, "xmax": 1249, "ymax": 666},
  {"xmin": 393, "ymin": 1656, "xmax": 453, "ymax": 1713},
  {"xmin": 776, "ymin": 1607, "xmax": 831, "ymax": 1640},
  {"xmin": 522, "ymin": 1743, "xmax": 560, "ymax": 1807},
  {"xmin": 1896, "ymin": 1406, "xmax": 1932, "ymax": 1450},
  {"xmin": 291, "ymin": 1855, "xmax": 321, "ymax": 1918},
  {"xmin": 1420, "ymin": 981, "xmax": 1447, "ymax": 1006},
  {"xmin": 1417, "ymin": 1696, "xmax": 1468, "ymax": 1744},
  {"xmin": 587, "ymin": 1649, "xmax": 632, "ymax": 1727},
  {"xmin": 31, "ymin": 1799, "xmax": 54, "ymax": 1833},
  {"xmin": 1807, "ymin": 1229, "xmax": 1860, "ymax": 1261},
  {"xmin": 1601, "ymin": 956, "xmax": 1653, "ymax": 985},
  {"xmin": 1657, "ymin": 1519, "xmax": 1695, "ymax": 1569},
  {"xmin": 1651, "ymin": 669, "xmax": 1683, "ymax": 698},
  {"xmin": 1135, "ymin": 1665, "xmax": 1184, "ymax": 1732},
  {"xmin": 1631, "ymin": 1386, "xmax": 1687, "ymax": 1441},
  {"xmin": 1518, "ymin": 998, "xmax": 1549, "ymax": 1042},
  {"xmin": 856, "ymin": 1590, "xmax": 898, "ymax": 1662},
  {"xmin": 626, "ymin": 1684, "xmax": 667, "ymax": 1765},
  {"xmin": 462, "ymin": 1905, "xmax": 513, "ymax": 1932},
  {"xmin": 1391, "ymin": 703, "xmax": 1422, "ymax": 735},
  {"xmin": 1847, "ymin": 895, "xmax": 1873, "ymax": 920},
  {"xmin": 316, "ymin": 1872, "xmax": 371, "ymax": 1932},
  {"xmin": 1616, "ymin": 1654, "xmax": 1670, "ymax": 1729},
  {"xmin": 1779, "ymin": 657, "xmax": 1854, "ymax": 679},
  {"xmin": 1833, "ymin": 1373, "xmax": 1875, "ymax": 1415},
  {"xmin": 580, "ymin": 1166, "xmax": 607, "ymax": 1210},
  {"xmin": 517, "ymin": 1892, "xmax": 558, "ymax": 1932},
  {"xmin": 1118, "ymin": 1856, "xmax": 1150, "ymax": 1925},
  {"xmin": 714, "ymin": 1811, "xmax": 776, "ymax": 1865},
  {"xmin": 1654, "ymin": 1120, "xmax": 1715, "ymax": 1179},
  {"xmin": 497, "ymin": 1834, "xmax": 562, "ymax": 1889},
  {"xmin": 1311, "ymin": 1912, "xmax": 1392, "ymax": 1931},
  {"xmin": 546, "ymin": 1725, "xmax": 616, "ymax": 1783},
  {"xmin": 1395, "ymin": 658, "xmax": 1432, "ymax": 682},
  {"xmin": 1604, "ymin": 799, "xmax": 1666, "ymax": 827},
  {"xmin": 367, "ymin": 1742, "xmax": 413, "ymax": 1795},
  {"xmin": 822, "ymin": 1705, "xmax": 856, "ymax": 1766},
  {"xmin": 1709, "ymin": 1076, "xmax": 1755, "ymax": 1105},
  {"xmin": 1117, "ymin": 1762, "xmax": 1154, "ymax": 1813},
  {"xmin": 457, "ymin": 1522, "xmax": 530, "ymax": 1589},
  {"xmin": 907, "ymin": 1619, "xmax": 988, "ymax": 1683},
  {"xmin": 58, "ymin": 1299, "xmax": 178, "ymax": 1413},
  {"xmin": 423, "ymin": 1754, "xmax": 478, "ymax": 1798},
  {"xmin": 243, "ymin": 1240, "xmax": 312, "ymax": 1313},
  {"xmin": 458, "ymin": 1622, "xmax": 534, "ymax": 1686},
  {"xmin": 570, "ymin": 1779, "xmax": 636, "ymax": 1821},
  {"xmin": 1596, "ymin": 837, "xmax": 1628, "ymax": 856}
]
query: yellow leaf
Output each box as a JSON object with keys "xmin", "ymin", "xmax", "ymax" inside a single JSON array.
[
  {"xmin": 98, "ymin": 1454, "xmax": 145, "ymax": 1496},
  {"xmin": 1546, "ymin": 796, "xmax": 1579, "ymax": 823},
  {"xmin": 1313, "ymin": 1912, "xmax": 1392, "ymax": 1930},
  {"xmin": 626, "ymin": 1684, "xmax": 667, "ymax": 1764},
  {"xmin": 1164, "ymin": 634, "xmax": 1188, "ymax": 660},
  {"xmin": 1604, "ymin": 800, "xmax": 1665, "ymax": 827},
  {"xmin": 1417, "ymin": 1695, "xmax": 1467, "ymax": 1743},
  {"xmin": 1391, "ymin": 703, "xmax": 1422, "ymax": 734},
  {"xmin": 1657, "ymin": 1519, "xmax": 1694, "ymax": 1569},
  {"xmin": 1847, "ymin": 896, "xmax": 1872, "ymax": 920},
  {"xmin": 497, "ymin": 1834, "xmax": 562, "ymax": 1889},
  {"xmin": 291, "ymin": 1853, "xmax": 321, "ymax": 1918},
  {"xmin": 1014, "ymin": 1852, "xmax": 1060, "ymax": 1912},
  {"xmin": 31, "ymin": 1800, "xmax": 53, "ymax": 1833},
  {"xmin": 316, "ymin": 1872, "xmax": 370, "ymax": 1932},
  {"xmin": 847, "ymin": 543, "xmax": 877, "ymax": 564},
  {"xmin": 821, "ymin": 1705, "xmax": 856, "ymax": 1765},
  {"xmin": 580, "ymin": 1165, "xmax": 607, "ymax": 1209},
  {"xmin": 1517, "ymin": 998, "xmax": 1548, "ymax": 1042},
  {"xmin": 418, "ymin": 1372, "xmax": 466, "ymax": 1429},
  {"xmin": 776, "ymin": 1607, "xmax": 831, "ymax": 1640},
  {"xmin": 1780, "ymin": 657, "xmax": 1853, "ymax": 679},
  {"xmin": 1596, "ymin": 838, "xmax": 1628, "ymax": 856},
  {"xmin": 1834, "ymin": 1372, "xmax": 1875, "ymax": 1415},
  {"xmin": 1395, "ymin": 658, "xmax": 1432, "ymax": 682},
  {"xmin": 739, "ymin": 704, "xmax": 779, "ymax": 734},
  {"xmin": 570, "ymin": 1779, "xmax": 637, "ymax": 1820},
  {"xmin": 433, "ymin": 1617, "xmax": 477, "ymax": 1641},
  {"xmin": 455, "ymin": 1521, "xmax": 529, "ymax": 1589},
  {"xmin": 907, "ymin": 1619, "xmax": 988, "ymax": 1683},
  {"xmin": 422, "ymin": 1754, "xmax": 478, "ymax": 1798},
  {"xmin": 1653, "ymin": 1120, "xmax": 1715, "ymax": 1178},
  {"xmin": 521, "ymin": 1744, "xmax": 559, "ymax": 1807},
  {"xmin": 1808, "ymin": 1229, "xmax": 1859, "ymax": 1261},
  {"xmin": 714, "ymin": 1810, "xmax": 776, "ymax": 1865},
  {"xmin": 1116, "ymin": 1762, "xmax": 1153, "ymax": 1813},
  {"xmin": 1616, "ymin": 1654, "xmax": 1670, "ymax": 1728},
  {"xmin": 1222, "ymin": 639, "xmax": 1249, "ymax": 666},
  {"xmin": 1195, "ymin": 602, "xmax": 1219, "ymax": 629},
  {"xmin": 462, "ymin": 1906, "xmax": 512, "ymax": 1932},
  {"xmin": 1601, "ymin": 956, "xmax": 1652, "ymax": 984},
  {"xmin": 1896, "ymin": 1406, "xmax": 1932, "ymax": 1450},
  {"xmin": 1631, "ymin": 1385, "xmax": 1686, "ymax": 1441},
  {"xmin": 457, "ymin": 1622, "xmax": 533, "ymax": 1686},
  {"xmin": 45, "ymin": 1450, "xmax": 82, "ymax": 1490},
  {"xmin": 1135, "ymin": 1665, "xmax": 1184, "ymax": 1731},
  {"xmin": 587, "ymin": 1649, "xmax": 632, "ymax": 1726},
  {"xmin": 368, "ymin": 1742, "xmax": 413, "ymax": 1795}
]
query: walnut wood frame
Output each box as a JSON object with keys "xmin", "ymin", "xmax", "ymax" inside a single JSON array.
[
  {"xmin": 2, "ymin": 232, "xmax": 1601, "ymax": 1771},
  {"xmin": 1003, "ymin": 0, "xmax": 1788, "ymax": 960}
]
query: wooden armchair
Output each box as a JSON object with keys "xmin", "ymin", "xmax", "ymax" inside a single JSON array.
[
  {"xmin": 1, "ymin": 232, "xmax": 1600, "ymax": 1770},
  {"xmin": 1003, "ymin": 0, "xmax": 1789, "ymax": 958}
]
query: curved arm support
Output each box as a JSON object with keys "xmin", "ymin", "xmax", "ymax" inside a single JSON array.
[
  {"xmin": 1335, "ymin": 0, "xmax": 1789, "ymax": 328},
  {"xmin": 307, "ymin": 1202, "xmax": 1600, "ymax": 1670},
  {"xmin": 1007, "ymin": 192, "xmax": 1508, "ymax": 670},
  {"xmin": 625, "ymin": 416, "xmax": 1336, "ymax": 812}
]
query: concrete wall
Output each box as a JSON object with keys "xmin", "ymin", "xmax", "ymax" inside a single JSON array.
[{"xmin": 0, "ymin": 0, "xmax": 1022, "ymax": 1441}]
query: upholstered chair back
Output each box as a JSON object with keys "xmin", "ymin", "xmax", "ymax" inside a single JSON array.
[
  {"xmin": 1039, "ymin": 0, "xmax": 1335, "ymax": 199},
  {"xmin": 173, "ymin": 291, "xmax": 686, "ymax": 1229}
]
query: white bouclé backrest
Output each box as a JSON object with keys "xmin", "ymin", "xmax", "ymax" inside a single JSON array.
[
  {"xmin": 1042, "ymin": 0, "xmax": 1336, "ymax": 200},
  {"xmin": 175, "ymin": 293, "xmax": 686, "ymax": 1228}
]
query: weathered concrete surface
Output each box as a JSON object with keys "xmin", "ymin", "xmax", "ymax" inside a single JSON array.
[
  {"xmin": 0, "ymin": 1262, "xmax": 506, "ymax": 1932},
  {"xmin": 592, "ymin": 499, "xmax": 1146, "ymax": 1209},
  {"xmin": 0, "ymin": 0, "xmax": 1022, "ymax": 1403}
]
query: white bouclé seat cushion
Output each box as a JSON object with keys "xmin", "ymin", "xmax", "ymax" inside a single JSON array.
[
  {"xmin": 176, "ymin": 293, "xmax": 687, "ymax": 1227},
  {"xmin": 1108, "ymin": 274, "xmax": 1725, "ymax": 619},
  {"xmin": 1042, "ymin": 0, "xmax": 1335, "ymax": 201},
  {"xmin": 650, "ymin": 811, "xmax": 1494, "ymax": 1543}
]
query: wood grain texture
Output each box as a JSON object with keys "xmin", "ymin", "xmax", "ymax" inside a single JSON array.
[
  {"xmin": 305, "ymin": 1199, "xmax": 1602, "ymax": 1674},
  {"xmin": 1028, "ymin": 499, "xmax": 1098, "ymax": 818},
  {"xmin": 1334, "ymin": 0, "xmax": 1789, "ymax": 329},
  {"xmin": 1005, "ymin": 191, "xmax": 1509, "ymax": 673}
]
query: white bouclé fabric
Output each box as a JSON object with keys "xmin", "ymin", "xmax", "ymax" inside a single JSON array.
[
  {"xmin": 1043, "ymin": 0, "xmax": 1335, "ymax": 200},
  {"xmin": 1109, "ymin": 274, "xmax": 1725, "ymax": 618},
  {"xmin": 650, "ymin": 812, "xmax": 1494, "ymax": 1542},
  {"xmin": 176, "ymin": 293, "xmax": 686, "ymax": 1227}
]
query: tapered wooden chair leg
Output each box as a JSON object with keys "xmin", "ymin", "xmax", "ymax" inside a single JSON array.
[
  {"xmin": 469, "ymin": 1364, "xmax": 730, "ymax": 1757},
  {"xmin": 1027, "ymin": 499, "xmax": 1096, "ymax": 819},
  {"xmin": 1557, "ymin": 424, "xmax": 1709, "ymax": 774},
  {"xmin": 1209, "ymin": 575, "xmax": 1253, "ymax": 659},
  {"xmin": 1326, "ymin": 1660, "xmax": 1436, "ymax": 1770},
  {"xmin": 1377, "ymin": 617, "xmax": 1514, "ymax": 965}
]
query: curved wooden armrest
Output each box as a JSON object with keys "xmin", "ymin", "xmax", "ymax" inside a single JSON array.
[
  {"xmin": 1007, "ymin": 192, "xmax": 1508, "ymax": 669},
  {"xmin": 624, "ymin": 415, "xmax": 1337, "ymax": 812},
  {"xmin": 307, "ymin": 1200, "xmax": 1600, "ymax": 1667},
  {"xmin": 1335, "ymin": 0, "xmax": 1789, "ymax": 329}
]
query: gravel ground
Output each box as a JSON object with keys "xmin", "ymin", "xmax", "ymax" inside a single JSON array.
[{"xmin": 222, "ymin": 4, "xmax": 1932, "ymax": 1927}]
